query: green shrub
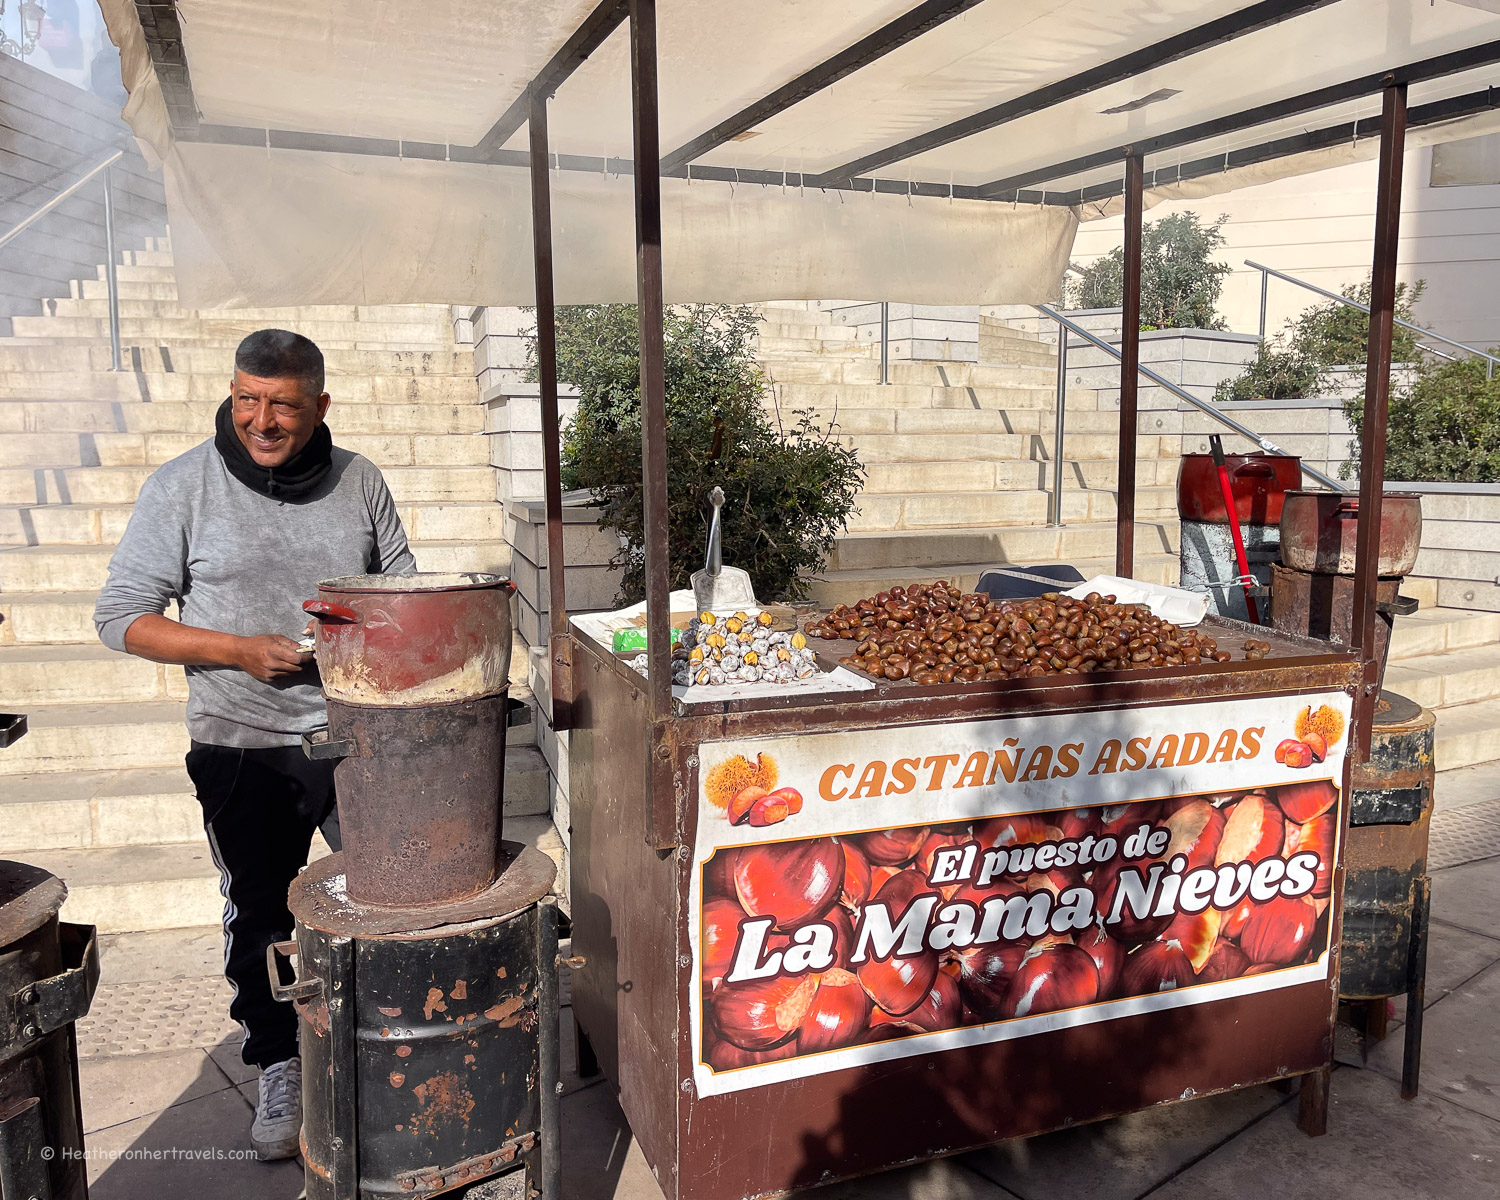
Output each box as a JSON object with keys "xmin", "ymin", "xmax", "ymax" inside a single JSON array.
[
  {"xmin": 1214, "ymin": 279, "xmax": 1425, "ymax": 403},
  {"xmin": 530, "ymin": 303, "xmax": 864, "ymax": 604},
  {"xmin": 1343, "ymin": 354, "xmax": 1500, "ymax": 482},
  {"xmin": 1068, "ymin": 212, "xmax": 1231, "ymax": 330}
]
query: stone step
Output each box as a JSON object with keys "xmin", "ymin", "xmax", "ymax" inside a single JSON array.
[
  {"xmin": 846, "ymin": 486, "xmax": 1178, "ymax": 533},
  {"xmin": 0, "ymin": 429, "xmax": 490, "ymax": 469},
  {"xmin": 0, "ymin": 644, "xmax": 181, "ymax": 706},
  {"xmin": 0, "ymin": 536, "xmax": 510, "ymax": 591},
  {"xmin": 1388, "ymin": 607, "xmax": 1500, "ymax": 660},
  {"xmin": 828, "ymin": 520, "xmax": 1181, "ymax": 574},
  {"xmin": 0, "ymin": 744, "xmax": 551, "ymax": 856},
  {"xmin": 0, "ymin": 340, "xmax": 475, "ymax": 375},
  {"xmin": 767, "ymin": 380, "xmax": 1097, "ymax": 411},
  {"xmin": 1, "ymin": 463, "xmax": 496, "ymax": 505},
  {"xmin": 0, "ymin": 500, "xmax": 507, "ymax": 550},
  {"xmin": 1432, "ymin": 696, "xmax": 1500, "ymax": 771},
  {"xmin": 0, "ymin": 590, "xmax": 99, "ymax": 644},
  {"xmin": 1382, "ymin": 645, "xmax": 1500, "ymax": 712},
  {"xmin": 42, "ymin": 297, "xmax": 456, "ymax": 326},
  {"xmin": 836, "ymin": 431, "xmax": 1173, "ymax": 465},
  {"xmin": 10, "ymin": 315, "xmax": 454, "ymax": 345},
  {"xmin": 0, "ymin": 702, "xmax": 189, "ymax": 775},
  {"xmin": 761, "ymin": 357, "xmax": 1060, "ymax": 387},
  {"xmin": 0, "ymin": 370, "xmax": 481, "ymax": 404},
  {"xmin": 806, "ymin": 553, "xmax": 1180, "ymax": 609},
  {"xmin": 780, "ymin": 403, "xmax": 1122, "ymax": 436},
  {"xmin": 859, "ymin": 457, "xmax": 1179, "ymax": 495},
  {"xmin": 755, "ymin": 322, "xmax": 859, "ymax": 341},
  {"xmin": 0, "ymin": 399, "xmax": 484, "ymax": 436}
]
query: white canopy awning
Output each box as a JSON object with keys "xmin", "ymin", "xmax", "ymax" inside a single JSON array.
[{"xmin": 100, "ymin": 0, "xmax": 1500, "ymax": 308}]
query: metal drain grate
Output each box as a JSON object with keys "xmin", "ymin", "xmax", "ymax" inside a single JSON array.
[
  {"xmin": 77, "ymin": 975, "xmax": 238, "ymax": 1057},
  {"xmin": 1428, "ymin": 795, "xmax": 1500, "ymax": 871}
]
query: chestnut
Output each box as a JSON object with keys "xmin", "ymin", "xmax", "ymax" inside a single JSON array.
[
  {"xmin": 1001, "ymin": 943, "xmax": 1100, "ymax": 1018},
  {"xmin": 1162, "ymin": 907, "xmax": 1223, "ymax": 971},
  {"xmin": 733, "ymin": 839, "xmax": 845, "ymax": 931},
  {"xmin": 701, "ymin": 897, "xmax": 749, "ymax": 990},
  {"xmin": 728, "ymin": 785, "xmax": 768, "ymax": 826},
  {"xmin": 1288, "ymin": 813, "xmax": 1337, "ymax": 899},
  {"xmin": 872, "ymin": 969, "xmax": 962, "ymax": 1033},
  {"xmin": 858, "ymin": 951, "xmax": 940, "ymax": 1018},
  {"xmin": 1197, "ymin": 940, "xmax": 1250, "ymax": 983},
  {"xmin": 1078, "ymin": 923, "xmax": 1125, "ymax": 999},
  {"xmin": 1215, "ymin": 794, "xmax": 1286, "ymax": 867},
  {"xmin": 955, "ymin": 943, "xmax": 1027, "ymax": 1020},
  {"xmin": 1119, "ymin": 938, "xmax": 1195, "ymax": 996},
  {"xmin": 1240, "ymin": 895, "xmax": 1319, "ymax": 966},
  {"xmin": 704, "ymin": 1032, "xmax": 799, "ymax": 1071},
  {"xmin": 837, "ymin": 839, "xmax": 873, "ymax": 907},
  {"xmin": 797, "ymin": 968, "xmax": 872, "ymax": 1052},
  {"xmin": 711, "ymin": 973, "xmax": 822, "ymax": 1050},
  {"xmin": 1275, "ymin": 779, "xmax": 1337, "ymax": 824},
  {"xmin": 855, "ymin": 826, "xmax": 930, "ymax": 866}
]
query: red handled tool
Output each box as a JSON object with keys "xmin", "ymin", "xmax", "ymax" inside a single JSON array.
[{"xmin": 1209, "ymin": 434, "xmax": 1260, "ymax": 624}]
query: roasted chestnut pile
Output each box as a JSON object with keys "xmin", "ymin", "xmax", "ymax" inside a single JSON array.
[{"xmin": 805, "ymin": 581, "xmax": 1233, "ymax": 683}]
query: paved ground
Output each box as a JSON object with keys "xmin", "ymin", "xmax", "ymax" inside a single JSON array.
[{"xmin": 71, "ymin": 764, "xmax": 1500, "ymax": 1200}]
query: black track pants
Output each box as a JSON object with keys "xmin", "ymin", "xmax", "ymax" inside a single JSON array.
[{"xmin": 185, "ymin": 741, "xmax": 342, "ymax": 1069}]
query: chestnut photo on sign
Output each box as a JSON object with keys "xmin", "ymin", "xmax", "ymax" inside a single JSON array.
[{"xmin": 699, "ymin": 782, "xmax": 1336, "ymax": 1072}]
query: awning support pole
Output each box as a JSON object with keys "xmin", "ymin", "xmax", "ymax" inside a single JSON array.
[
  {"xmin": 1115, "ymin": 151, "xmax": 1144, "ymax": 578},
  {"xmin": 630, "ymin": 0, "xmax": 671, "ymax": 725},
  {"xmin": 529, "ymin": 91, "xmax": 573, "ymax": 731},
  {"xmin": 1350, "ymin": 80, "xmax": 1406, "ymax": 762}
]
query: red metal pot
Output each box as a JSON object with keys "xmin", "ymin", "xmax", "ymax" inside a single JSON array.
[
  {"xmin": 304, "ymin": 572, "xmax": 516, "ymax": 707},
  {"xmin": 1177, "ymin": 452, "xmax": 1302, "ymax": 524},
  {"xmin": 1279, "ymin": 491, "xmax": 1423, "ymax": 576}
]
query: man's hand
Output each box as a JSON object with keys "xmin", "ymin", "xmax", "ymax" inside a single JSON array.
[
  {"xmin": 122, "ymin": 614, "xmax": 313, "ymax": 681},
  {"xmin": 234, "ymin": 634, "xmax": 314, "ymax": 682}
]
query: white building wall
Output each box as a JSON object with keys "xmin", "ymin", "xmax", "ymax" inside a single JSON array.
[{"xmin": 1070, "ymin": 138, "xmax": 1500, "ymax": 352}]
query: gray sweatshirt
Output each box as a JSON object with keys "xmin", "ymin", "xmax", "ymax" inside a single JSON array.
[{"xmin": 94, "ymin": 439, "xmax": 416, "ymax": 747}]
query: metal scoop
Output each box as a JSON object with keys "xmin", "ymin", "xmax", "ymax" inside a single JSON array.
[{"xmin": 692, "ymin": 487, "xmax": 758, "ymax": 614}]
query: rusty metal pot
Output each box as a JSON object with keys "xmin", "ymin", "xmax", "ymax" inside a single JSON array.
[
  {"xmin": 1177, "ymin": 452, "xmax": 1302, "ymax": 525},
  {"xmin": 1280, "ymin": 490, "xmax": 1423, "ymax": 576},
  {"xmin": 304, "ymin": 572, "xmax": 516, "ymax": 707}
]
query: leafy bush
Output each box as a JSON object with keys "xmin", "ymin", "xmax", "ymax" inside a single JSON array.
[
  {"xmin": 1068, "ymin": 212, "xmax": 1231, "ymax": 330},
  {"xmin": 531, "ymin": 303, "xmax": 864, "ymax": 604},
  {"xmin": 1343, "ymin": 353, "xmax": 1500, "ymax": 482},
  {"xmin": 1214, "ymin": 279, "xmax": 1425, "ymax": 403}
]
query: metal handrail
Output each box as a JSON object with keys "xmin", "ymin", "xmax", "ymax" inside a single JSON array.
[
  {"xmin": 1247, "ymin": 258, "xmax": 1498, "ymax": 380},
  {"xmin": 0, "ymin": 148, "xmax": 126, "ymax": 371},
  {"xmin": 1033, "ymin": 304, "xmax": 1349, "ymax": 524}
]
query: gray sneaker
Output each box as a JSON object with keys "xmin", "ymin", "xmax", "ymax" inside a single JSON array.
[{"xmin": 251, "ymin": 1055, "xmax": 302, "ymax": 1161}]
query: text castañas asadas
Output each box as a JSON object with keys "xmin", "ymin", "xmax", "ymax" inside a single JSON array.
[{"xmin": 819, "ymin": 727, "xmax": 1266, "ymax": 801}]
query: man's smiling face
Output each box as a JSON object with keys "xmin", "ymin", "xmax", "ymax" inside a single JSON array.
[{"xmin": 230, "ymin": 370, "xmax": 330, "ymax": 468}]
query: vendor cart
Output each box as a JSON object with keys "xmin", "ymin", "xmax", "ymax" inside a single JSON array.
[
  {"xmin": 531, "ymin": 6, "xmax": 1427, "ymax": 1199},
  {"xmin": 97, "ymin": 1, "xmax": 1499, "ymax": 1196}
]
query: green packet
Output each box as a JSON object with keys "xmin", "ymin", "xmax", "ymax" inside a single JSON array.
[{"xmin": 611, "ymin": 626, "xmax": 681, "ymax": 653}]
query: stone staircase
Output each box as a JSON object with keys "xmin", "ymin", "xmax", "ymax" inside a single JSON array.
[
  {"xmin": 750, "ymin": 302, "xmax": 1500, "ymax": 772},
  {"xmin": 0, "ymin": 238, "xmax": 554, "ymax": 933},
  {"xmin": 752, "ymin": 302, "xmax": 1181, "ymax": 605}
]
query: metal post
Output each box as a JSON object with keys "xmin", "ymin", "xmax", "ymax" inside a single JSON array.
[
  {"xmin": 529, "ymin": 92, "xmax": 573, "ymax": 731},
  {"xmin": 533, "ymin": 896, "xmax": 563, "ymax": 1198},
  {"xmin": 1350, "ymin": 82, "xmax": 1406, "ymax": 762},
  {"xmin": 1258, "ymin": 267, "xmax": 1270, "ymax": 342},
  {"xmin": 1049, "ymin": 327, "xmax": 1067, "ymax": 526},
  {"xmin": 102, "ymin": 167, "xmax": 122, "ymax": 373},
  {"xmin": 879, "ymin": 301, "xmax": 890, "ymax": 385},
  {"xmin": 629, "ymin": 0, "xmax": 671, "ymax": 724},
  {"xmin": 1115, "ymin": 151, "xmax": 1144, "ymax": 579}
]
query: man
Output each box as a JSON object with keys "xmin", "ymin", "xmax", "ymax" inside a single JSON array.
[{"xmin": 95, "ymin": 329, "xmax": 415, "ymax": 1160}]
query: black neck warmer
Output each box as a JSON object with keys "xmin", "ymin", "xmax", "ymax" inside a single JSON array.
[{"xmin": 214, "ymin": 397, "xmax": 333, "ymax": 501}]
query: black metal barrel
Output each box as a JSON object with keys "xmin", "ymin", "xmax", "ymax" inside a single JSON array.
[
  {"xmin": 274, "ymin": 843, "xmax": 559, "ymax": 1199},
  {"xmin": 1337, "ymin": 692, "xmax": 1435, "ymax": 1098},
  {"xmin": 308, "ymin": 693, "xmax": 510, "ymax": 908},
  {"xmin": 0, "ymin": 861, "xmax": 100, "ymax": 1200}
]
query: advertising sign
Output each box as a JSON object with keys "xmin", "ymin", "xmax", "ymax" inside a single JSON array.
[{"xmin": 690, "ymin": 692, "xmax": 1350, "ymax": 1097}]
